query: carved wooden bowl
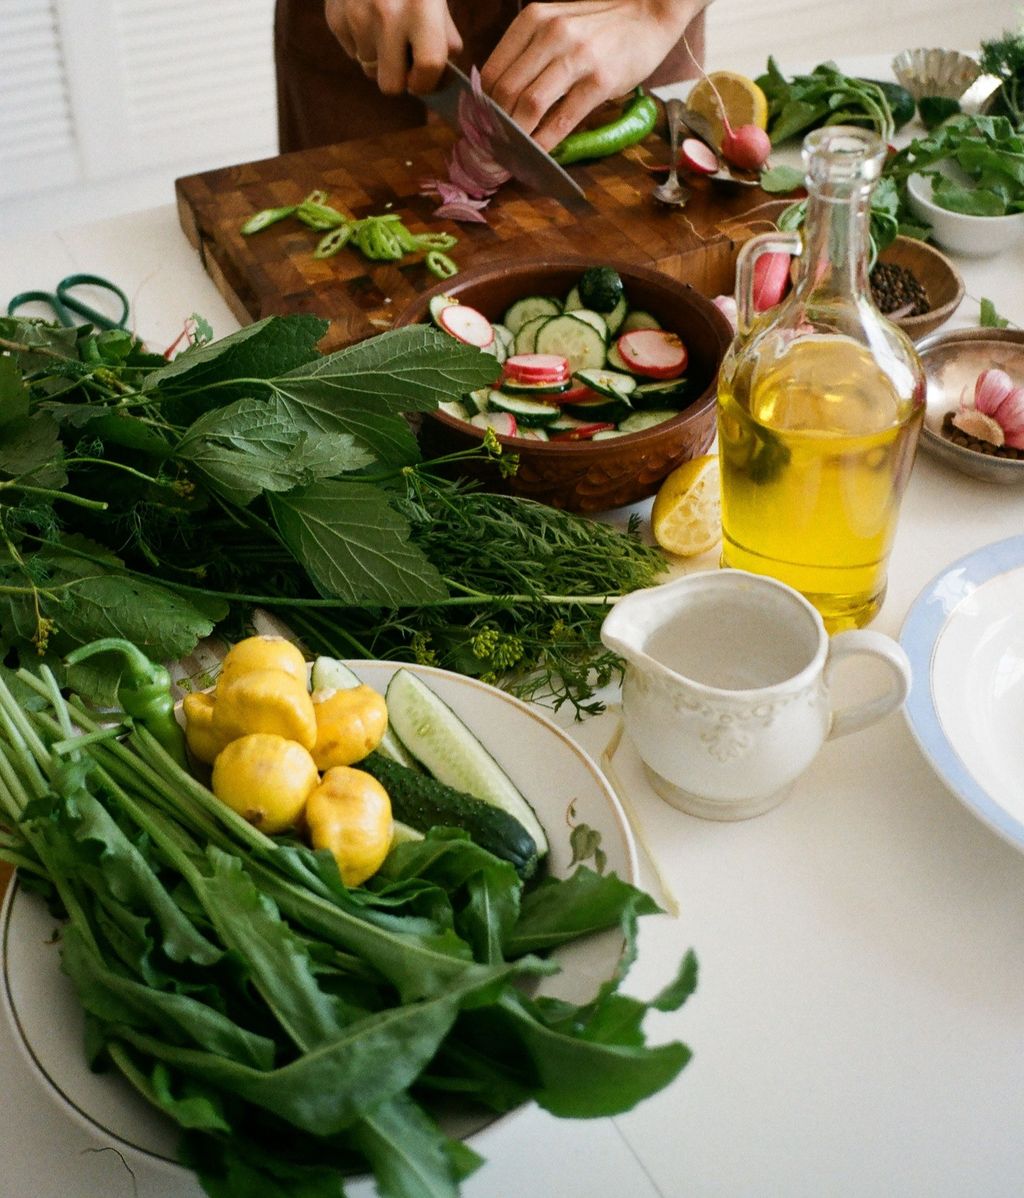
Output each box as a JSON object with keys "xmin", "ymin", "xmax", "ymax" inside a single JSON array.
[{"xmin": 396, "ymin": 256, "xmax": 733, "ymax": 512}]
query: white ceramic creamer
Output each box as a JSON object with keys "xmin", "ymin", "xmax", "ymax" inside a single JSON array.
[{"xmin": 601, "ymin": 570, "xmax": 911, "ymax": 820}]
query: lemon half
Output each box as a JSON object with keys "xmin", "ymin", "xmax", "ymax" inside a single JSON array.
[
  {"xmin": 651, "ymin": 454, "xmax": 722, "ymax": 557},
  {"xmin": 686, "ymin": 72, "xmax": 769, "ymax": 148}
]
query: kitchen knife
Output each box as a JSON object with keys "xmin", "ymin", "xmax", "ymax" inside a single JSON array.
[{"xmin": 420, "ymin": 62, "xmax": 593, "ymax": 213}]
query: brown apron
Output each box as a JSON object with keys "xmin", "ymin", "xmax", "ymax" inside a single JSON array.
[{"xmin": 274, "ymin": 0, "xmax": 705, "ymax": 152}]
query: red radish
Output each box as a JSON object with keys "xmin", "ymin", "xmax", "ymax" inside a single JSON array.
[
  {"xmin": 551, "ymin": 422, "xmax": 616, "ymax": 441},
  {"xmin": 503, "ymin": 353, "xmax": 570, "ymax": 383},
  {"xmin": 617, "ymin": 329, "xmax": 688, "ymax": 379},
  {"xmin": 721, "ymin": 124, "xmax": 772, "ymax": 172},
  {"xmin": 712, "ymin": 294, "xmax": 738, "ymax": 331},
  {"xmin": 438, "ymin": 304, "xmax": 494, "ymax": 348},
  {"xmin": 752, "ymin": 252, "xmax": 791, "ymax": 312},
  {"xmin": 470, "ymin": 411, "xmax": 517, "ymax": 437},
  {"xmin": 679, "ymin": 137, "xmax": 719, "ymax": 175}
]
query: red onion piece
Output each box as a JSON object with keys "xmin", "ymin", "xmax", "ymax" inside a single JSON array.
[{"xmin": 434, "ymin": 201, "xmax": 490, "ymax": 223}]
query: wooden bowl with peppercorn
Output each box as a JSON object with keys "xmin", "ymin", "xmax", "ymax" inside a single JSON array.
[{"xmin": 873, "ymin": 235, "xmax": 965, "ymax": 341}]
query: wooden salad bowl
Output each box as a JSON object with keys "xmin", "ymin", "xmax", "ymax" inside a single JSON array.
[{"xmin": 396, "ymin": 257, "xmax": 733, "ymax": 512}]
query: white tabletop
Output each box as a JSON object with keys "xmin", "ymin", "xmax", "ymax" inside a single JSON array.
[{"xmin": 4, "ymin": 63, "xmax": 1024, "ymax": 1198}]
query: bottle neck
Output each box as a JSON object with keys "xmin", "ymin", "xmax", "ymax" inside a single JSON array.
[{"xmin": 796, "ymin": 183, "xmax": 873, "ymax": 303}]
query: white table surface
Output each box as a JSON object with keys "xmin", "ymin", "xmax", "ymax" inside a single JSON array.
[{"xmin": 4, "ymin": 56, "xmax": 1024, "ymax": 1198}]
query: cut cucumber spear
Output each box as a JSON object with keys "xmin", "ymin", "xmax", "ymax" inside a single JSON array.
[
  {"xmin": 385, "ymin": 668, "xmax": 549, "ymax": 857},
  {"xmin": 311, "ymin": 657, "xmax": 421, "ymax": 771}
]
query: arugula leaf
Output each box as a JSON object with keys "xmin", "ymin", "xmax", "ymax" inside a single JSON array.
[
  {"xmin": 269, "ymin": 480, "xmax": 448, "ymax": 606},
  {"xmin": 177, "ymin": 395, "xmax": 374, "ymax": 506},
  {"xmin": 351, "ymin": 1094, "xmax": 467, "ymax": 1198}
]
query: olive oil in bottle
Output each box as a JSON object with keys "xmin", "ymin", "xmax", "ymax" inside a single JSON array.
[{"xmin": 717, "ymin": 128, "xmax": 925, "ymax": 631}]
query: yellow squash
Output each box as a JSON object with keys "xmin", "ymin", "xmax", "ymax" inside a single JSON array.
[
  {"xmin": 211, "ymin": 733, "xmax": 319, "ymax": 833},
  {"xmin": 305, "ymin": 766, "xmax": 393, "ymax": 886},
  {"xmin": 311, "ymin": 684, "xmax": 388, "ymax": 771},
  {"xmin": 212, "ymin": 668, "xmax": 318, "ymax": 750}
]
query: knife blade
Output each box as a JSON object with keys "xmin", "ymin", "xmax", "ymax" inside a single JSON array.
[{"xmin": 421, "ymin": 62, "xmax": 593, "ymax": 213}]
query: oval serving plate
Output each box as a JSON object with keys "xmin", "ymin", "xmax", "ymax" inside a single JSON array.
[
  {"xmin": 900, "ymin": 535, "xmax": 1024, "ymax": 850},
  {"xmin": 1, "ymin": 661, "xmax": 637, "ymax": 1168}
]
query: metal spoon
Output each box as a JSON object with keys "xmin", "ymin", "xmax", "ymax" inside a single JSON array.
[{"xmin": 652, "ymin": 98, "xmax": 691, "ymax": 206}]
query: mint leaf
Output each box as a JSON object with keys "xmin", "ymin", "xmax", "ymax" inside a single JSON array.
[
  {"xmin": 759, "ymin": 164, "xmax": 804, "ymax": 193},
  {"xmin": 980, "ymin": 296, "xmax": 1010, "ymax": 327},
  {"xmin": 177, "ymin": 395, "xmax": 374, "ymax": 505},
  {"xmin": 269, "ymin": 480, "xmax": 447, "ymax": 605}
]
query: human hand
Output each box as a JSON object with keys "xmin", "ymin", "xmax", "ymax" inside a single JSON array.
[
  {"xmin": 324, "ymin": 0, "xmax": 462, "ymax": 96},
  {"xmin": 480, "ymin": 0, "xmax": 699, "ymax": 150}
]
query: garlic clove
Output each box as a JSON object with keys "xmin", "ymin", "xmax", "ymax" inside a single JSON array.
[
  {"xmin": 974, "ymin": 368, "xmax": 1016, "ymax": 415},
  {"xmin": 953, "ymin": 408, "xmax": 1005, "ymax": 446},
  {"xmin": 990, "ymin": 382, "xmax": 1024, "ymax": 427}
]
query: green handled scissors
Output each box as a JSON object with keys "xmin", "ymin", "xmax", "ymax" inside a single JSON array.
[{"xmin": 7, "ymin": 273, "xmax": 131, "ymax": 331}]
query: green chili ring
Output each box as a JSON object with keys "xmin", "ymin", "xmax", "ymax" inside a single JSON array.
[
  {"xmin": 425, "ymin": 251, "xmax": 459, "ymax": 279},
  {"xmin": 240, "ymin": 205, "xmax": 298, "ymax": 235},
  {"xmin": 314, "ymin": 225, "xmax": 355, "ymax": 259},
  {"xmin": 551, "ymin": 87, "xmax": 658, "ymax": 166}
]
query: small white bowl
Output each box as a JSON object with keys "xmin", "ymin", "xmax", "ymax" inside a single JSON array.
[{"xmin": 907, "ymin": 170, "xmax": 1024, "ymax": 258}]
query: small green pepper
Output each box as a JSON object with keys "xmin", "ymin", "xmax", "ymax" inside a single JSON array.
[
  {"xmin": 240, "ymin": 205, "xmax": 298, "ymax": 235},
  {"xmin": 314, "ymin": 224, "xmax": 355, "ymax": 258},
  {"xmin": 65, "ymin": 638, "xmax": 188, "ymax": 768},
  {"xmin": 551, "ymin": 87, "xmax": 658, "ymax": 165},
  {"xmin": 413, "ymin": 232, "xmax": 458, "ymax": 251}
]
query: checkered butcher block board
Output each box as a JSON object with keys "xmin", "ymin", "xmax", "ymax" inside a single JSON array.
[{"xmin": 175, "ymin": 120, "xmax": 775, "ymax": 352}]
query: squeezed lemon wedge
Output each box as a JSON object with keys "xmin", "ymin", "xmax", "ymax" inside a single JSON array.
[
  {"xmin": 651, "ymin": 454, "xmax": 722, "ymax": 557},
  {"xmin": 686, "ymin": 72, "xmax": 769, "ymax": 147}
]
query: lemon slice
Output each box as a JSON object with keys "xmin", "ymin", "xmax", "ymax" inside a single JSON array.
[
  {"xmin": 651, "ymin": 454, "xmax": 721, "ymax": 557},
  {"xmin": 686, "ymin": 72, "xmax": 769, "ymax": 147}
]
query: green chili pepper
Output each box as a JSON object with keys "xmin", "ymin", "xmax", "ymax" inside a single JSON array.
[
  {"xmin": 551, "ymin": 87, "xmax": 658, "ymax": 165},
  {"xmin": 391, "ymin": 221, "xmax": 421, "ymax": 253},
  {"xmin": 425, "ymin": 250, "xmax": 459, "ymax": 279},
  {"xmin": 313, "ymin": 224, "xmax": 355, "ymax": 258},
  {"xmin": 364, "ymin": 217, "xmax": 404, "ymax": 260},
  {"xmin": 413, "ymin": 232, "xmax": 458, "ymax": 251},
  {"xmin": 64, "ymin": 638, "xmax": 188, "ymax": 768},
  {"xmin": 240, "ymin": 204, "xmax": 299, "ymax": 235},
  {"xmin": 295, "ymin": 200, "xmax": 349, "ymax": 230}
]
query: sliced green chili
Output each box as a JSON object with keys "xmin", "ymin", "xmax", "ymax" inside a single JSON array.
[
  {"xmin": 413, "ymin": 232, "xmax": 458, "ymax": 251},
  {"xmin": 240, "ymin": 205, "xmax": 298, "ymax": 235},
  {"xmin": 425, "ymin": 250, "xmax": 458, "ymax": 279},
  {"xmin": 551, "ymin": 87, "xmax": 658, "ymax": 165},
  {"xmin": 314, "ymin": 225, "xmax": 355, "ymax": 259}
]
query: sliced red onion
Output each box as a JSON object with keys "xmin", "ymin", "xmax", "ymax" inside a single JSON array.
[{"xmin": 434, "ymin": 202, "xmax": 490, "ymax": 223}]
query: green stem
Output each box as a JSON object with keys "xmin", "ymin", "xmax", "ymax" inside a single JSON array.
[
  {"xmin": 0, "ymin": 480, "xmax": 108, "ymax": 511},
  {"xmin": 66, "ymin": 457, "xmax": 170, "ymax": 487}
]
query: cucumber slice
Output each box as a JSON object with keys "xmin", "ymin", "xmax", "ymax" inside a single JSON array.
[
  {"xmin": 563, "ymin": 285, "xmax": 582, "ymax": 312},
  {"xmin": 517, "ymin": 426, "xmax": 550, "ymax": 441},
  {"xmin": 573, "ymin": 367, "xmax": 637, "ymax": 398},
  {"xmin": 310, "ymin": 657, "xmax": 420, "ymax": 770},
  {"xmin": 605, "ymin": 341, "xmax": 632, "ymax": 372},
  {"xmin": 438, "ymin": 399, "xmax": 472, "ymax": 421},
  {"xmin": 391, "ymin": 820, "xmax": 425, "ymax": 846},
  {"xmin": 385, "ymin": 668, "xmax": 548, "ymax": 856},
  {"xmin": 513, "ymin": 314, "xmax": 551, "ymax": 355},
  {"xmin": 632, "ymin": 378, "xmax": 691, "ymax": 411},
  {"xmin": 499, "ymin": 376, "xmax": 572, "ymax": 396},
  {"xmin": 487, "ymin": 390, "xmax": 561, "ymax": 426},
  {"xmin": 503, "ymin": 295, "xmax": 562, "ymax": 335},
  {"xmin": 618, "ymin": 409, "xmax": 678, "ymax": 433},
  {"xmin": 620, "ymin": 309, "xmax": 662, "ymax": 333},
  {"xmin": 569, "ymin": 309, "xmax": 609, "ymax": 341},
  {"xmin": 482, "ymin": 334, "xmax": 507, "ymax": 365},
  {"xmin": 429, "ymin": 293, "xmax": 458, "ymax": 327},
  {"xmin": 604, "ymin": 293, "xmax": 629, "ymax": 335},
  {"xmin": 464, "ymin": 387, "xmax": 492, "ymax": 415},
  {"xmin": 591, "ymin": 429, "xmax": 630, "ymax": 440},
  {"xmin": 534, "ymin": 314, "xmax": 607, "ymax": 373},
  {"xmin": 564, "ymin": 396, "xmax": 631, "ymax": 423},
  {"xmin": 634, "ymin": 378, "xmax": 689, "ymax": 396},
  {"xmin": 492, "ymin": 323, "xmax": 515, "ymax": 357}
]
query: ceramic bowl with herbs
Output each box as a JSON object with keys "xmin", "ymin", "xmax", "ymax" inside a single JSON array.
[
  {"xmin": 396, "ymin": 257, "xmax": 732, "ymax": 512},
  {"xmin": 915, "ymin": 327, "xmax": 1024, "ymax": 484}
]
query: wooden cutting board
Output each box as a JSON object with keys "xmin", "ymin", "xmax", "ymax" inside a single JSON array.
[{"xmin": 175, "ymin": 120, "xmax": 778, "ymax": 352}]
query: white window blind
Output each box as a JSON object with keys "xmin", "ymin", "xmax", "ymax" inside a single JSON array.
[{"xmin": 0, "ymin": 0, "xmax": 78, "ymax": 203}]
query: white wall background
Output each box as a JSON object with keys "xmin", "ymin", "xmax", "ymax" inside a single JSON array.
[{"xmin": 0, "ymin": 0, "xmax": 1020, "ymax": 237}]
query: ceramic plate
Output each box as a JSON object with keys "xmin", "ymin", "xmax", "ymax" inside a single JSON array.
[
  {"xmin": 900, "ymin": 536, "xmax": 1024, "ymax": 849},
  {"xmin": 0, "ymin": 661, "xmax": 637, "ymax": 1168}
]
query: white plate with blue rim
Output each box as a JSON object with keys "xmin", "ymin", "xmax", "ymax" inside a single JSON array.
[
  {"xmin": 900, "ymin": 536, "xmax": 1024, "ymax": 850},
  {"xmin": 0, "ymin": 661, "xmax": 638, "ymax": 1172}
]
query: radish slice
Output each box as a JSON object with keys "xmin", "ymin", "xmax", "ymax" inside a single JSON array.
[
  {"xmin": 680, "ymin": 137, "xmax": 719, "ymax": 175},
  {"xmin": 551, "ymin": 422, "xmax": 616, "ymax": 441},
  {"xmin": 470, "ymin": 411, "xmax": 517, "ymax": 437},
  {"xmin": 438, "ymin": 304, "xmax": 495, "ymax": 348},
  {"xmin": 752, "ymin": 252, "xmax": 791, "ymax": 312},
  {"xmin": 504, "ymin": 353, "xmax": 570, "ymax": 382},
  {"xmin": 616, "ymin": 329, "xmax": 688, "ymax": 379}
]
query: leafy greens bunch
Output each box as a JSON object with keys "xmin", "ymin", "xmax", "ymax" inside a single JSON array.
[
  {"xmin": 980, "ymin": 29, "xmax": 1024, "ymax": 130},
  {"xmin": 0, "ymin": 664, "xmax": 696, "ymax": 1198},
  {"xmin": 0, "ymin": 315, "xmax": 666, "ymax": 714},
  {"xmin": 885, "ymin": 114, "xmax": 1024, "ymax": 218},
  {"xmin": 755, "ymin": 59, "xmax": 900, "ymax": 146}
]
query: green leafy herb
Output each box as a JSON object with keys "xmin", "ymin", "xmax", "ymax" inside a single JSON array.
[
  {"xmin": 0, "ymin": 315, "xmax": 666, "ymax": 712},
  {"xmin": 755, "ymin": 59, "xmax": 898, "ymax": 146},
  {"xmin": 759, "ymin": 164, "xmax": 805, "ymax": 194},
  {"xmin": 980, "ymin": 297, "xmax": 1011, "ymax": 328},
  {"xmin": 980, "ymin": 29, "xmax": 1024, "ymax": 129}
]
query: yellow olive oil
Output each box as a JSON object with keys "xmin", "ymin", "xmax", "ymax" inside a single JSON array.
[{"xmin": 718, "ymin": 334, "xmax": 923, "ymax": 631}]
